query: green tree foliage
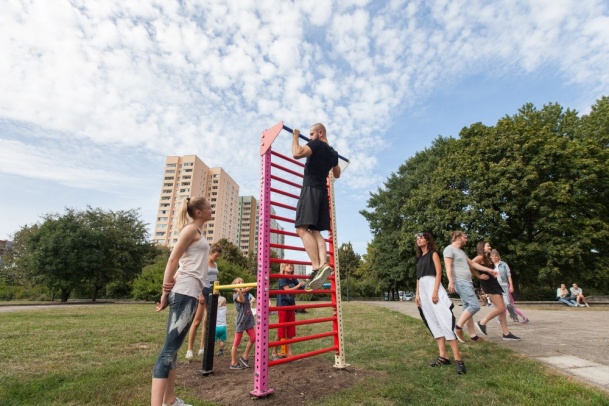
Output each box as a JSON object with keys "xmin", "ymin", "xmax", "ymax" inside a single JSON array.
[
  {"xmin": 1, "ymin": 224, "xmax": 39, "ymax": 288},
  {"xmin": 362, "ymin": 99, "xmax": 609, "ymax": 296},
  {"xmin": 80, "ymin": 207, "xmax": 154, "ymax": 301},
  {"xmin": 7, "ymin": 207, "xmax": 153, "ymax": 302},
  {"xmin": 131, "ymin": 248, "xmax": 170, "ymax": 301},
  {"xmin": 337, "ymin": 242, "xmax": 361, "ymax": 300}
]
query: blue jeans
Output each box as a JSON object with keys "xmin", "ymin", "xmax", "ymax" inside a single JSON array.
[
  {"xmin": 557, "ymin": 297, "xmax": 577, "ymax": 307},
  {"xmin": 152, "ymin": 292, "xmax": 198, "ymax": 378},
  {"xmin": 454, "ymin": 280, "xmax": 480, "ymax": 316}
]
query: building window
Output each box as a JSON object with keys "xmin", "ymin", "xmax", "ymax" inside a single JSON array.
[
  {"xmin": 155, "ymin": 231, "xmax": 166, "ymax": 236},
  {"xmin": 166, "ymin": 163, "xmax": 176, "ymax": 167},
  {"xmin": 166, "ymin": 170, "xmax": 175, "ymax": 174}
]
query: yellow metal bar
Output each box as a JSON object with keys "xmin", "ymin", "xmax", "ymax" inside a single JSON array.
[{"xmin": 213, "ymin": 281, "xmax": 257, "ymax": 294}]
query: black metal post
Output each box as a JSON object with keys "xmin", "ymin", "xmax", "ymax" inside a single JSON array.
[{"xmin": 199, "ymin": 293, "xmax": 219, "ymax": 376}]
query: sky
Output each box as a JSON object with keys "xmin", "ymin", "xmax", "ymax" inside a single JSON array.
[{"xmin": 1, "ymin": 0, "xmax": 609, "ymax": 256}]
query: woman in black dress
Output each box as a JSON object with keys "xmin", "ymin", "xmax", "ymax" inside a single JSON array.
[{"xmin": 473, "ymin": 241, "xmax": 521, "ymax": 341}]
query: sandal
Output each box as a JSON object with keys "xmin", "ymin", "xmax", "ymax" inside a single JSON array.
[{"xmin": 429, "ymin": 356, "xmax": 451, "ymax": 367}]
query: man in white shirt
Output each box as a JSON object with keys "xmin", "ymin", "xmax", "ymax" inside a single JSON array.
[
  {"xmin": 444, "ymin": 231, "xmax": 497, "ymax": 343},
  {"xmin": 570, "ymin": 283, "xmax": 590, "ymax": 307}
]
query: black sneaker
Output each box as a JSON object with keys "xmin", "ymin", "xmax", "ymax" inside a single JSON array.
[
  {"xmin": 429, "ymin": 356, "xmax": 451, "ymax": 367},
  {"xmin": 475, "ymin": 321, "xmax": 488, "ymax": 336},
  {"xmin": 455, "ymin": 360, "xmax": 467, "ymax": 374},
  {"xmin": 502, "ymin": 332, "xmax": 522, "ymax": 341},
  {"xmin": 307, "ymin": 264, "xmax": 333, "ymax": 290},
  {"xmin": 230, "ymin": 363, "xmax": 244, "ymax": 370},
  {"xmin": 239, "ymin": 356, "xmax": 250, "ymax": 368},
  {"xmin": 216, "ymin": 349, "xmax": 224, "ymax": 356}
]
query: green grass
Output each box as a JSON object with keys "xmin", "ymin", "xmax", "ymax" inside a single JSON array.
[{"xmin": 1, "ymin": 303, "xmax": 608, "ymax": 405}]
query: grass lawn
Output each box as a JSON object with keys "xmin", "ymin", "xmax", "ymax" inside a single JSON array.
[{"xmin": 1, "ymin": 302, "xmax": 608, "ymax": 405}]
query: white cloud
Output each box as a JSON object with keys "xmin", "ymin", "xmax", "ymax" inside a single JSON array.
[{"xmin": 1, "ymin": 0, "xmax": 608, "ymax": 198}]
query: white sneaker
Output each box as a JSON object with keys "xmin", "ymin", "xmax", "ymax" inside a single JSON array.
[
  {"xmin": 198, "ymin": 348, "xmax": 204, "ymax": 356},
  {"xmin": 185, "ymin": 350, "xmax": 193, "ymax": 360},
  {"xmin": 165, "ymin": 398, "xmax": 192, "ymax": 406}
]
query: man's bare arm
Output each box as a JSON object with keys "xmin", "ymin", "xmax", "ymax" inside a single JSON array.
[{"xmin": 292, "ymin": 129, "xmax": 312, "ymax": 159}]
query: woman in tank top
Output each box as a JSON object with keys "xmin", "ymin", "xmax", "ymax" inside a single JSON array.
[
  {"xmin": 185, "ymin": 243, "xmax": 223, "ymax": 361},
  {"xmin": 415, "ymin": 232, "xmax": 466, "ymax": 374},
  {"xmin": 151, "ymin": 196, "xmax": 212, "ymax": 406},
  {"xmin": 472, "ymin": 241, "xmax": 521, "ymax": 341}
]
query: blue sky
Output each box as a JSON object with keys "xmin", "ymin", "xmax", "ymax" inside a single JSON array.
[{"xmin": 1, "ymin": 0, "xmax": 608, "ymax": 256}]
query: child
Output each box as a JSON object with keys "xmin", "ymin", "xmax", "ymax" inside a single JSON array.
[
  {"xmin": 215, "ymin": 296, "xmax": 227, "ymax": 356},
  {"xmin": 230, "ymin": 278, "xmax": 255, "ymax": 370},
  {"xmin": 271, "ymin": 263, "xmax": 305, "ymax": 360}
]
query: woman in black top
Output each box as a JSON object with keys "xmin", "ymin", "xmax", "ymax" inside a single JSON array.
[
  {"xmin": 472, "ymin": 241, "xmax": 521, "ymax": 341},
  {"xmin": 415, "ymin": 232, "xmax": 465, "ymax": 374}
]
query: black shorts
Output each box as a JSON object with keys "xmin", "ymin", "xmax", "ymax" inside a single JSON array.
[
  {"xmin": 479, "ymin": 274, "xmax": 504, "ymax": 295},
  {"xmin": 202, "ymin": 286, "xmax": 212, "ymax": 306},
  {"xmin": 295, "ymin": 186, "xmax": 330, "ymax": 231}
]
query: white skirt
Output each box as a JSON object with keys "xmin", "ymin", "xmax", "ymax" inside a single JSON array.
[{"xmin": 418, "ymin": 276, "xmax": 456, "ymax": 340}]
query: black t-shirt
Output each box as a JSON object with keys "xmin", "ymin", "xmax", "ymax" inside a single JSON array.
[
  {"xmin": 278, "ymin": 278, "xmax": 298, "ymax": 306},
  {"xmin": 303, "ymin": 139, "xmax": 339, "ymax": 189},
  {"xmin": 415, "ymin": 250, "xmax": 438, "ymax": 280}
]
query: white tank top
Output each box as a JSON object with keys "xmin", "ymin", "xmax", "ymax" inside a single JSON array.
[
  {"xmin": 173, "ymin": 234, "xmax": 209, "ymax": 299},
  {"xmin": 206, "ymin": 263, "xmax": 219, "ymax": 287}
]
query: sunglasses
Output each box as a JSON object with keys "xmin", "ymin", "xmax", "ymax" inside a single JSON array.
[{"xmin": 415, "ymin": 233, "xmax": 427, "ymax": 239}]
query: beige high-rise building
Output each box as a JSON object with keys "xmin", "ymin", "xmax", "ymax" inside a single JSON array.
[
  {"xmin": 238, "ymin": 196, "xmax": 257, "ymax": 255},
  {"xmin": 238, "ymin": 196, "xmax": 284, "ymax": 258},
  {"xmin": 153, "ymin": 155, "xmax": 239, "ymax": 248},
  {"xmin": 206, "ymin": 167, "xmax": 240, "ymax": 245}
]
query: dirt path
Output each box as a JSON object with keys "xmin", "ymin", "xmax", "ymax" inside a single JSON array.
[{"xmin": 370, "ymin": 300, "xmax": 609, "ymax": 392}]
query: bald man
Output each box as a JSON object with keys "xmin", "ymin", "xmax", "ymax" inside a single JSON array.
[{"xmin": 292, "ymin": 123, "xmax": 341, "ymax": 291}]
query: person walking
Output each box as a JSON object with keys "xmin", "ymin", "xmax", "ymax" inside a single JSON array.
[
  {"xmin": 443, "ymin": 231, "xmax": 496, "ymax": 343},
  {"xmin": 151, "ymin": 196, "xmax": 212, "ymax": 406},
  {"xmin": 490, "ymin": 249, "xmax": 528, "ymax": 323},
  {"xmin": 292, "ymin": 123, "xmax": 341, "ymax": 291},
  {"xmin": 415, "ymin": 232, "xmax": 466, "ymax": 374},
  {"xmin": 473, "ymin": 242, "xmax": 521, "ymax": 340}
]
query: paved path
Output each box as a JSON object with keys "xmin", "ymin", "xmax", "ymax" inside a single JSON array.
[{"xmin": 370, "ymin": 300, "xmax": 609, "ymax": 392}]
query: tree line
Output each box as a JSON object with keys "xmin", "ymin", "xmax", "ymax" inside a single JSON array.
[
  {"xmin": 0, "ymin": 207, "xmax": 261, "ymax": 302},
  {"xmin": 358, "ymin": 97, "xmax": 609, "ymax": 300}
]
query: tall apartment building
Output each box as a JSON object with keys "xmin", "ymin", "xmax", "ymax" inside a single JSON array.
[
  {"xmin": 153, "ymin": 155, "xmax": 240, "ymax": 248},
  {"xmin": 238, "ymin": 196, "xmax": 257, "ymax": 255},
  {"xmin": 238, "ymin": 196, "xmax": 284, "ymax": 258}
]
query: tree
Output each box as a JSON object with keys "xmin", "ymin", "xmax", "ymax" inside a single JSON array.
[
  {"xmin": 80, "ymin": 207, "xmax": 153, "ymax": 301},
  {"xmin": 10, "ymin": 207, "xmax": 153, "ymax": 302},
  {"xmin": 1, "ymin": 224, "xmax": 39, "ymax": 288},
  {"xmin": 28, "ymin": 210, "xmax": 93, "ymax": 302},
  {"xmin": 362, "ymin": 99, "xmax": 609, "ymax": 296},
  {"xmin": 132, "ymin": 248, "xmax": 170, "ymax": 301}
]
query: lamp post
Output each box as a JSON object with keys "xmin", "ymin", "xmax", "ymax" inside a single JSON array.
[{"xmin": 342, "ymin": 245, "xmax": 350, "ymax": 302}]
